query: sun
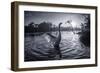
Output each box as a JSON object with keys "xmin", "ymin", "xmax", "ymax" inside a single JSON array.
[{"xmin": 72, "ymin": 21, "xmax": 77, "ymax": 27}]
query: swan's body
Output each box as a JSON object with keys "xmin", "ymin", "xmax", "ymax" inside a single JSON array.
[{"xmin": 45, "ymin": 23, "xmax": 62, "ymax": 59}]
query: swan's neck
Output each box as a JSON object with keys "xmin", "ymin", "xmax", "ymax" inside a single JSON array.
[{"xmin": 58, "ymin": 24, "xmax": 61, "ymax": 32}]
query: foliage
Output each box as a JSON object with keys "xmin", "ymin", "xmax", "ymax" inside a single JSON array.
[{"xmin": 79, "ymin": 14, "xmax": 90, "ymax": 47}]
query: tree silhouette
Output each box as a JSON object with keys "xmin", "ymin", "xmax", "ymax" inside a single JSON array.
[
  {"xmin": 80, "ymin": 14, "xmax": 90, "ymax": 47},
  {"xmin": 38, "ymin": 22, "xmax": 52, "ymax": 32}
]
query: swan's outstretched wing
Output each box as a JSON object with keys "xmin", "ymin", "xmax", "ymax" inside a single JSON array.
[
  {"xmin": 47, "ymin": 33, "xmax": 57, "ymax": 39},
  {"xmin": 24, "ymin": 34, "xmax": 57, "ymax": 61}
]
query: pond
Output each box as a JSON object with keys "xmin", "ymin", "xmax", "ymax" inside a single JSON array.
[{"xmin": 24, "ymin": 31, "xmax": 90, "ymax": 61}]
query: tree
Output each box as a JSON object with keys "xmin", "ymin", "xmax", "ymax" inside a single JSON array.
[
  {"xmin": 80, "ymin": 14, "xmax": 90, "ymax": 47},
  {"xmin": 38, "ymin": 22, "xmax": 52, "ymax": 32}
]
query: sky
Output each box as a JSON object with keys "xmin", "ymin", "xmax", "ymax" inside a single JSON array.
[{"xmin": 24, "ymin": 11, "xmax": 90, "ymax": 28}]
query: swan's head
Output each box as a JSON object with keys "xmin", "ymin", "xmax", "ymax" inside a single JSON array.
[{"xmin": 59, "ymin": 22, "xmax": 62, "ymax": 26}]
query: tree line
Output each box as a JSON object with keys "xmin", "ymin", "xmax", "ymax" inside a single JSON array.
[{"xmin": 25, "ymin": 21, "xmax": 81, "ymax": 33}]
